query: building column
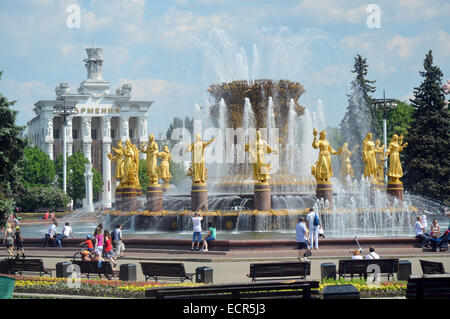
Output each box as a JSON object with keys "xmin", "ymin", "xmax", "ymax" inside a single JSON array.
[
  {"xmin": 84, "ymin": 163, "xmax": 94, "ymax": 213},
  {"xmin": 119, "ymin": 117, "xmax": 129, "ymax": 142},
  {"xmin": 82, "ymin": 117, "xmax": 92, "ymax": 163},
  {"xmin": 137, "ymin": 116, "xmax": 148, "ymax": 159},
  {"xmin": 44, "ymin": 117, "xmax": 54, "ymax": 160},
  {"xmin": 66, "ymin": 116, "xmax": 73, "ymax": 157},
  {"xmin": 101, "ymin": 117, "xmax": 112, "ymax": 208}
]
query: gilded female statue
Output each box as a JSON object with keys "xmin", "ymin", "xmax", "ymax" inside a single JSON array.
[
  {"xmin": 311, "ymin": 129, "xmax": 338, "ymax": 183},
  {"xmin": 186, "ymin": 134, "xmax": 215, "ymax": 185},
  {"xmin": 375, "ymin": 139, "xmax": 385, "ymax": 184},
  {"xmin": 122, "ymin": 140, "xmax": 140, "ymax": 188},
  {"xmin": 158, "ymin": 145, "xmax": 172, "ymax": 189},
  {"xmin": 108, "ymin": 140, "xmax": 124, "ymax": 180},
  {"xmin": 245, "ymin": 130, "xmax": 274, "ymax": 184},
  {"xmin": 337, "ymin": 143, "xmax": 359, "ymax": 180},
  {"xmin": 385, "ymin": 134, "xmax": 408, "ymax": 184},
  {"xmin": 140, "ymin": 134, "xmax": 159, "ymax": 185},
  {"xmin": 363, "ymin": 132, "xmax": 377, "ymax": 183}
]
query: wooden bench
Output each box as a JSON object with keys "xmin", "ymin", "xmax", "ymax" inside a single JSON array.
[
  {"xmin": 247, "ymin": 261, "xmax": 310, "ymax": 282},
  {"xmin": 419, "ymin": 259, "xmax": 448, "ymax": 274},
  {"xmin": 8, "ymin": 259, "xmax": 52, "ymax": 276},
  {"xmin": 406, "ymin": 274, "xmax": 450, "ymax": 299},
  {"xmin": 145, "ymin": 280, "xmax": 320, "ymax": 299},
  {"xmin": 71, "ymin": 260, "xmax": 119, "ymax": 280},
  {"xmin": 140, "ymin": 262, "xmax": 194, "ymax": 282},
  {"xmin": 338, "ymin": 258, "xmax": 399, "ymax": 280}
]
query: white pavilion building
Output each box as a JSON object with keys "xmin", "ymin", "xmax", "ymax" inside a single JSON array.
[{"xmin": 27, "ymin": 48, "xmax": 153, "ymax": 208}]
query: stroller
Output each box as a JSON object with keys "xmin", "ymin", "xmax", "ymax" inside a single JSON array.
[{"xmin": 424, "ymin": 231, "xmax": 449, "ymax": 252}]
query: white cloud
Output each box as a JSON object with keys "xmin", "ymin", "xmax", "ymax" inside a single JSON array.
[{"xmin": 294, "ymin": 0, "xmax": 368, "ymax": 25}]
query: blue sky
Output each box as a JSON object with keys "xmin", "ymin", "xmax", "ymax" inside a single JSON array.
[{"xmin": 0, "ymin": 0, "xmax": 449, "ymax": 135}]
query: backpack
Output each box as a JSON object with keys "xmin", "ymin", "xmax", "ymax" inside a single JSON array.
[{"xmin": 313, "ymin": 213, "xmax": 320, "ymax": 227}]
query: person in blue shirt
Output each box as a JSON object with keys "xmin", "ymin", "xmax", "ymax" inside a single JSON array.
[
  {"xmin": 296, "ymin": 217, "xmax": 312, "ymax": 261},
  {"xmin": 202, "ymin": 223, "xmax": 216, "ymax": 252}
]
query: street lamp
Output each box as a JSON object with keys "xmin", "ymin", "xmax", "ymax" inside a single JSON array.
[
  {"xmin": 372, "ymin": 90, "xmax": 397, "ymax": 185},
  {"xmin": 53, "ymin": 99, "xmax": 77, "ymax": 194}
]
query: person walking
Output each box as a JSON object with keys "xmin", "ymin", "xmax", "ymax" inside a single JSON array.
[
  {"xmin": 103, "ymin": 230, "xmax": 116, "ymax": 267},
  {"xmin": 93, "ymin": 227, "xmax": 104, "ymax": 257},
  {"xmin": 191, "ymin": 212, "xmax": 203, "ymax": 251},
  {"xmin": 306, "ymin": 208, "xmax": 321, "ymax": 250},
  {"xmin": 14, "ymin": 226, "xmax": 25, "ymax": 258},
  {"xmin": 295, "ymin": 217, "xmax": 311, "ymax": 261},
  {"xmin": 3, "ymin": 224, "xmax": 14, "ymax": 258},
  {"xmin": 112, "ymin": 224, "xmax": 124, "ymax": 258}
]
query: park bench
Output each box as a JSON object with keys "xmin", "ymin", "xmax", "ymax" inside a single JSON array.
[
  {"xmin": 71, "ymin": 260, "xmax": 119, "ymax": 280},
  {"xmin": 145, "ymin": 280, "xmax": 320, "ymax": 299},
  {"xmin": 8, "ymin": 258, "xmax": 52, "ymax": 276},
  {"xmin": 140, "ymin": 262, "xmax": 194, "ymax": 282},
  {"xmin": 419, "ymin": 259, "xmax": 448, "ymax": 275},
  {"xmin": 247, "ymin": 261, "xmax": 311, "ymax": 282},
  {"xmin": 338, "ymin": 258, "xmax": 399, "ymax": 280},
  {"xmin": 406, "ymin": 274, "xmax": 450, "ymax": 299}
]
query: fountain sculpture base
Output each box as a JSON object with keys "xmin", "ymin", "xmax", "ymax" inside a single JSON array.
[
  {"xmin": 387, "ymin": 182, "xmax": 404, "ymax": 201},
  {"xmin": 316, "ymin": 182, "xmax": 333, "ymax": 208},
  {"xmin": 191, "ymin": 184, "xmax": 208, "ymax": 211},
  {"xmin": 146, "ymin": 185, "xmax": 163, "ymax": 212},
  {"xmin": 254, "ymin": 183, "xmax": 271, "ymax": 211},
  {"xmin": 115, "ymin": 187, "xmax": 143, "ymax": 211}
]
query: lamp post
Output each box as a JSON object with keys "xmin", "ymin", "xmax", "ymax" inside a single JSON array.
[
  {"xmin": 372, "ymin": 90, "xmax": 397, "ymax": 185},
  {"xmin": 53, "ymin": 99, "xmax": 77, "ymax": 194}
]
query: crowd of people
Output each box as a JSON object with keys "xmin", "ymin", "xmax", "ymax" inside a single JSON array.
[{"xmin": 415, "ymin": 215, "xmax": 449, "ymax": 251}]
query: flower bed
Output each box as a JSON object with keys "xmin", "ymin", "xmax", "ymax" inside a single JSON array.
[
  {"xmin": 320, "ymin": 278, "xmax": 407, "ymax": 298},
  {"xmin": 13, "ymin": 276, "xmax": 202, "ymax": 298}
]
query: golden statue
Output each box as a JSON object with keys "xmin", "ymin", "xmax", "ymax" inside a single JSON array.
[
  {"xmin": 245, "ymin": 130, "xmax": 275, "ymax": 184},
  {"xmin": 186, "ymin": 134, "xmax": 215, "ymax": 185},
  {"xmin": 158, "ymin": 145, "xmax": 172, "ymax": 190},
  {"xmin": 140, "ymin": 134, "xmax": 160, "ymax": 186},
  {"xmin": 363, "ymin": 132, "xmax": 378, "ymax": 183},
  {"xmin": 375, "ymin": 139, "xmax": 385, "ymax": 184},
  {"xmin": 337, "ymin": 143, "xmax": 359, "ymax": 180},
  {"xmin": 107, "ymin": 140, "xmax": 124, "ymax": 180},
  {"xmin": 311, "ymin": 129, "xmax": 339, "ymax": 184},
  {"xmin": 385, "ymin": 134, "xmax": 408, "ymax": 184},
  {"xmin": 121, "ymin": 139, "xmax": 140, "ymax": 188}
]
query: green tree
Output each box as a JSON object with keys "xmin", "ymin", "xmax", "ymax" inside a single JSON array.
[
  {"xmin": 0, "ymin": 71, "xmax": 28, "ymax": 226},
  {"xmin": 165, "ymin": 116, "xmax": 194, "ymax": 142},
  {"xmin": 170, "ymin": 160, "xmax": 187, "ymax": 187},
  {"xmin": 20, "ymin": 146, "xmax": 56, "ymax": 187},
  {"xmin": 138, "ymin": 159, "xmax": 149, "ymax": 194},
  {"xmin": 17, "ymin": 186, "xmax": 71, "ymax": 212},
  {"xmin": 374, "ymin": 100, "xmax": 415, "ymax": 140},
  {"xmin": 55, "ymin": 151, "xmax": 104, "ymax": 203},
  {"xmin": 403, "ymin": 50, "xmax": 450, "ymax": 205}
]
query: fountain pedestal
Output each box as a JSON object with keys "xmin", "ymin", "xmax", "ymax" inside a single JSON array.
[
  {"xmin": 316, "ymin": 182, "xmax": 333, "ymax": 208},
  {"xmin": 146, "ymin": 185, "xmax": 163, "ymax": 212},
  {"xmin": 387, "ymin": 182, "xmax": 403, "ymax": 201},
  {"xmin": 254, "ymin": 183, "xmax": 271, "ymax": 211},
  {"xmin": 191, "ymin": 183, "xmax": 208, "ymax": 211},
  {"xmin": 115, "ymin": 187, "xmax": 143, "ymax": 211}
]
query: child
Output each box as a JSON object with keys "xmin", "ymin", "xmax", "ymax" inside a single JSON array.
[
  {"xmin": 81, "ymin": 250, "xmax": 91, "ymax": 262},
  {"xmin": 14, "ymin": 227, "xmax": 26, "ymax": 258},
  {"xmin": 81, "ymin": 235, "xmax": 94, "ymax": 252},
  {"xmin": 202, "ymin": 223, "xmax": 216, "ymax": 252},
  {"xmin": 103, "ymin": 230, "xmax": 116, "ymax": 267}
]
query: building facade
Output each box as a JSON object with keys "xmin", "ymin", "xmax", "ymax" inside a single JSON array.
[{"xmin": 27, "ymin": 48, "xmax": 153, "ymax": 208}]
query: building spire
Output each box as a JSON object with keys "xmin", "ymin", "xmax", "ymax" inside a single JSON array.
[{"xmin": 83, "ymin": 47, "xmax": 104, "ymax": 80}]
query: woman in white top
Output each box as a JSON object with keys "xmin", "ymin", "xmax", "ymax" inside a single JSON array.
[
  {"xmin": 430, "ymin": 219, "xmax": 440, "ymax": 238},
  {"xmin": 62, "ymin": 222, "xmax": 73, "ymax": 239}
]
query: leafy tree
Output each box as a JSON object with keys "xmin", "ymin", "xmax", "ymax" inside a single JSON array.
[
  {"xmin": 55, "ymin": 151, "xmax": 103, "ymax": 203},
  {"xmin": 0, "ymin": 71, "xmax": 28, "ymax": 226},
  {"xmin": 17, "ymin": 186, "xmax": 71, "ymax": 212},
  {"xmin": 165, "ymin": 116, "xmax": 194, "ymax": 142},
  {"xmin": 170, "ymin": 159, "xmax": 187, "ymax": 187},
  {"xmin": 20, "ymin": 146, "xmax": 56, "ymax": 187},
  {"xmin": 402, "ymin": 50, "xmax": 450, "ymax": 205},
  {"xmin": 138, "ymin": 159, "xmax": 149, "ymax": 194},
  {"xmin": 373, "ymin": 100, "xmax": 415, "ymax": 140}
]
